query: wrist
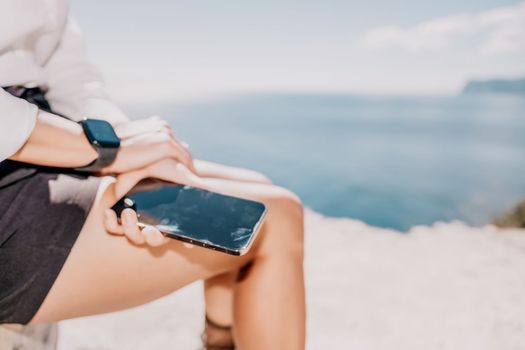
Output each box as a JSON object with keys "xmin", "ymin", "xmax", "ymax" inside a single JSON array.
[
  {"xmin": 78, "ymin": 130, "xmax": 99, "ymax": 166},
  {"xmin": 76, "ymin": 118, "xmax": 121, "ymax": 172}
]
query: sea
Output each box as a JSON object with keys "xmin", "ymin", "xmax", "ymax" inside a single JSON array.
[{"xmin": 126, "ymin": 93, "xmax": 525, "ymax": 231}]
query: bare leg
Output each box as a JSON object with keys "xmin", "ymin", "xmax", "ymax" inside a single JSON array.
[
  {"xmin": 194, "ymin": 159, "xmax": 272, "ymax": 185},
  {"xmin": 203, "ymin": 271, "xmax": 237, "ymax": 348},
  {"xmin": 31, "ymin": 175, "xmax": 305, "ymax": 349},
  {"xmin": 194, "ymin": 159, "xmax": 275, "ymax": 343}
]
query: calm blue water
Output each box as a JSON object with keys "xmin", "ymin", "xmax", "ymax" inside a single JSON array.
[{"xmin": 127, "ymin": 94, "xmax": 525, "ymax": 231}]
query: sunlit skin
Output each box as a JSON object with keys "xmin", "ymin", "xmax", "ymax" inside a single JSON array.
[{"xmin": 11, "ymin": 112, "xmax": 306, "ymax": 349}]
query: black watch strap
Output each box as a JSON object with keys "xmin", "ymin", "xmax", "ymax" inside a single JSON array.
[
  {"xmin": 76, "ymin": 146, "xmax": 120, "ymax": 172},
  {"xmin": 76, "ymin": 119, "xmax": 121, "ymax": 172}
]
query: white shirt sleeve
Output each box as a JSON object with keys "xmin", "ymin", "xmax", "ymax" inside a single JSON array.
[
  {"xmin": 43, "ymin": 16, "xmax": 128, "ymax": 125},
  {"xmin": 0, "ymin": 88, "xmax": 38, "ymax": 161}
]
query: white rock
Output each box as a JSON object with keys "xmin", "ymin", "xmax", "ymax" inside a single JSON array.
[{"xmin": 58, "ymin": 210, "xmax": 525, "ymax": 350}]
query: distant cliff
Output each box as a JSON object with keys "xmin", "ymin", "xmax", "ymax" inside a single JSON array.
[
  {"xmin": 462, "ymin": 78, "xmax": 525, "ymax": 95},
  {"xmin": 494, "ymin": 200, "xmax": 525, "ymax": 228}
]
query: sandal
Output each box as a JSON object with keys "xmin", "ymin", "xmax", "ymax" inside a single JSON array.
[{"xmin": 201, "ymin": 315, "xmax": 235, "ymax": 350}]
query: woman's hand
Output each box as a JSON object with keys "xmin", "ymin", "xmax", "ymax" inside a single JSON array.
[
  {"xmin": 100, "ymin": 116, "xmax": 201, "ymax": 248},
  {"xmin": 103, "ymin": 162, "xmax": 170, "ymax": 247},
  {"xmin": 112, "ymin": 158, "xmax": 204, "ymax": 200},
  {"xmin": 104, "ymin": 158, "xmax": 202, "ymax": 247},
  {"xmin": 9, "ymin": 113, "xmax": 194, "ymax": 174},
  {"xmin": 104, "ymin": 208, "xmax": 196, "ymax": 248},
  {"xmin": 102, "ymin": 117, "xmax": 196, "ymax": 174},
  {"xmin": 104, "ymin": 208, "xmax": 169, "ymax": 247}
]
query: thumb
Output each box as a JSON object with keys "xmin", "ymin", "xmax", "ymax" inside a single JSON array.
[{"xmin": 114, "ymin": 169, "xmax": 147, "ymax": 199}]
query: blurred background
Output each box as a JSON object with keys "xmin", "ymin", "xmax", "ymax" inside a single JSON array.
[{"xmin": 70, "ymin": 0, "xmax": 525, "ymax": 231}]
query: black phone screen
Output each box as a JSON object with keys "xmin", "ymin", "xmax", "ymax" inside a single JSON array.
[{"xmin": 113, "ymin": 180, "xmax": 267, "ymax": 255}]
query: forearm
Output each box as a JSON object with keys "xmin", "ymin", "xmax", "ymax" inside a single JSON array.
[{"xmin": 10, "ymin": 111, "xmax": 97, "ymax": 168}]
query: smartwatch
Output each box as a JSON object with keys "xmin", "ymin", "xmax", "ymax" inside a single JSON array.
[{"xmin": 76, "ymin": 118, "xmax": 121, "ymax": 172}]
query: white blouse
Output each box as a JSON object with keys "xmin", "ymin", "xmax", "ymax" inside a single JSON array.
[{"xmin": 0, "ymin": 0, "xmax": 127, "ymax": 161}]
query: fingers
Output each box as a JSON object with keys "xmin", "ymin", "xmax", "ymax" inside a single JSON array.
[
  {"xmin": 104, "ymin": 208, "xmax": 195, "ymax": 249},
  {"xmin": 144, "ymin": 158, "xmax": 205, "ymax": 188},
  {"xmin": 121, "ymin": 209, "xmax": 145, "ymax": 245},
  {"xmin": 180, "ymin": 141, "xmax": 190, "ymax": 150},
  {"xmin": 119, "ymin": 130, "xmax": 195, "ymax": 174},
  {"xmin": 105, "ymin": 208, "xmax": 169, "ymax": 247},
  {"xmin": 142, "ymin": 226, "xmax": 169, "ymax": 247},
  {"xmin": 110, "ymin": 116, "xmax": 198, "ymax": 175},
  {"xmin": 104, "ymin": 209, "xmax": 123, "ymax": 235},
  {"xmin": 120, "ymin": 129, "xmax": 172, "ymax": 147},
  {"xmin": 169, "ymin": 139, "xmax": 195, "ymax": 173},
  {"xmin": 121, "ymin": 120, "xmax": 194, "ymax": 172},
  {"xmin": 115, "ymin": 116, "xmax": 173, "ymax": 140}
]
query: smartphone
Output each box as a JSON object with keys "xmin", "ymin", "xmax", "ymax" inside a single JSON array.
[{"xmin": 111, "ymin": 179, "xmax": 267, "ymax": 256}]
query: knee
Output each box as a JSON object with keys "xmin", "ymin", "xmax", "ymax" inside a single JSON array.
[
  {"xmin": 264, "ymin": 187, "xmax": 305, "ymax": 255},
  {"xmin": 272, "ymin": 187, "xmax": 304, "ymax": 221}
]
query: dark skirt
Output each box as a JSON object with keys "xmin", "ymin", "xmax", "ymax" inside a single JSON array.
[{"xmin": 0, "ymin": 161, "xmax": 101, "ymax": 324}]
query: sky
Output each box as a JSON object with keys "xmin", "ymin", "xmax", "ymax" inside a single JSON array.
[{"xmin": 70, "ymin": 0, "xmax": 525, "ymax": 103}]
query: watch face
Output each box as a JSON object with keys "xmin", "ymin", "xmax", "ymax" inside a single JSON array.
[{"xmin": 82, "ymin": 119, "xmax": 120, "ymax": 148}]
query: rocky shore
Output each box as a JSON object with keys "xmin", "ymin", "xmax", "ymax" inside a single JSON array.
[{"xmin": 494, "ymin": 200, "xmax": 525, "ymax": 228}]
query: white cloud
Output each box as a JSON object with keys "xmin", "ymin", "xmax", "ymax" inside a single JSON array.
[{"xmin": 362, "ymin": 2, "xmax": 525, "ymax": 54}]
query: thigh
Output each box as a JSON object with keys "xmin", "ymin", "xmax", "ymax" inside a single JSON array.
[
  {"xmin": 30, "ymin": 177, "xmax": 256, "ymax": 323},
  {"xmin": 194, "ymin": 159, "xmax": 271, "ymax": 184},
  {"xmin": 31, "ymin": 175, "xmax": 298, "ymax": 324}
]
